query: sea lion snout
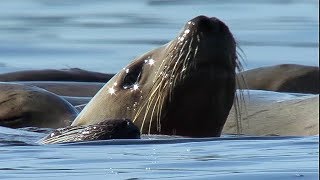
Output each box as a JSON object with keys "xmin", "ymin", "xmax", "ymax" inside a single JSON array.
[
  {"xmin": 189, "ymin": 15, "xmax": 227, "ymax": 34},
  {"xmin": 180, "ymin": 16, "xmax": 236, "ymax": 70}
]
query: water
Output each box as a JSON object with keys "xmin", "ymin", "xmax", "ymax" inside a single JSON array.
[
  {"xmin": 0, "ymin": 0, "xmax": 319, "ymax": 179},
  {"xmin": 0, "ymin": 0, "xmax": 318, "ymax": 73},
  {"xmin": 0, "ymin": 133, "xmax": 318, "ymax": 180}
]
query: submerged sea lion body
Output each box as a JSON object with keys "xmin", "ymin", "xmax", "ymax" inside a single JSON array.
[
  {"xmin": 224, "ymin": 92, "xmax": 319, "ymax": 136},
  {"xmin": 72, "ymin": 15, "xmax": 238, "ymax": 137},
  {"xmin": 19, "ymin": 81, "xmax": 105, "ymax": 97},
  {"xmin": 0, "ymin": 83, "xmax": 78, "ymax": 128},
  {"xmin": 0, "ymin": 68, "xmax": 113, "ymax": 82},
  {"xmin": 237, "ymin": 64, "xmax": 319, "ymax": 94}
]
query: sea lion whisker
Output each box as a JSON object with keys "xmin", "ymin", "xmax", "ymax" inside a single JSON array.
[
  {"xmin": 156, "ymin": 93, "xmax": 165, "ymax": 132},
  {"xmin": 179, "ymin": 39, "xmax": 189, "ymax": 53},
  {"xmin": 233, "ymin": 93, "xmax": 243, "ymax": 135},
  {"xmin": 181, "ymin": 33, "xmax": 195, "ymax": 72},
  {"xmin": 149, "ymin": 90, "xmax": 164, "ymax": 134},
  {"xmin": 146, "ymin": 78, "xmax": 169, "ymax": 131},
  {"xmin": 134, "ymin": 75, "xmax": 163, "ymax": 123},
  {"xmin": 148, "ymin": 88, "xmax": 162, "ymax": 134},
  {"xmin": 232, "ymin": 44, "xmax": 247, "ymax": 134},
  {"xmin": 175, "ymin": 43, "xmax": 189, "ymax": 72},
  {"xmin": 140, "ymin": 96, "xmax": 153, "ymax": 132},
  {"xmin": 41, "ymin": 127, "xmax": 83, "ymax": 144},
  {"xmin": 181, "ymin": 46, "xmax": 192, "ymax": 72},
  {"xmin": 135, "ymin": 74, "xmax": 167, "ymax": 130}
]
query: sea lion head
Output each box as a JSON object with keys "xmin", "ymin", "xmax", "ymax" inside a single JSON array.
[{"xmin": 72, "ymin": 15, "xmax": 238, "ymax": 137}]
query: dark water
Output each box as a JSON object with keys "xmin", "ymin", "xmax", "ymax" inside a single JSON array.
[{"xmin": 0, "ymin": 0, "xmax": 319, "ymax": 179}]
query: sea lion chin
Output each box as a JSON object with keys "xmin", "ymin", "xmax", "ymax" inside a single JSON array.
[{"xmin": 71, "ymin": 15, "xmax": 239, "ymax": 137}]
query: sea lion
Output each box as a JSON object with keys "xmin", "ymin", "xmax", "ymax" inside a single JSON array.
[
  {"xmin": 40, "ymin": 119, "xmax": 140, "ymax": 144},
  {"xmin": 224, "ymin": 92, "xmax": 319, "ymax": 136},
  {"xmin": 71, "ymin": 15, "xmax": 239, "ymax": 137},
  {"xmin": 61, "ymin": 96, "xmax": 92, "ymax": 106},
  {"xmin": 0, "ymin": 68, "xmax": 114, "ymax": 82},
  {"xmin": 0, "ymin": 83, "xmax": 78, "ymax": 128},
  {"xmin": 18, "ymin": 81, "xmax": 105, "ymax": 97},
  {"xmin": 237, "ymin": 64, "xmax": 319, "ymax": 94}
]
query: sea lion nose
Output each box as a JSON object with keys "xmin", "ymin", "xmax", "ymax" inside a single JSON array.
[{"xmin": 191, "ymin": 15, "xmax": 225, "ymax": 33}]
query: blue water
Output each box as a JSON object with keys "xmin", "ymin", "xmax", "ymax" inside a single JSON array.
[
  {"xmin": 0, "ymin": 0, "xmax": 318, "ymax": 73},
  {"xmin": 0, "ymin": 0, "xmax": 319, "ymax": 179},
  {"xmin": 0, "ymin": 131, "xmax": 318, "ymax": 180}
]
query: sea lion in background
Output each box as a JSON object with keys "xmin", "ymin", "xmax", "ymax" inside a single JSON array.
[
  {"xmin": 61, "ymin": 96, "xmax": 92, "ymax": 106},
  {"xmin": 237, "ymin": 64, "xmax": 319, "ymax": 94},
  {"xmin": 0, "ymin": 83, "xmax": 78, "ymax": 128},
  {"xmin": 224, "ymin": 93, "xmax": 319, "ymax": 136},
  {"xmin": 18, "ymin": 81, "xmax": 105, "ymax": 97},
  {"xmin": 71, "ymin": 15, "xmax": 239, "ymax": 138},
  {"xmin": 0, "ymin": 68, "xmax": 114, "ymax": 82},
  {"xmin": 2, "ymin": 64, "xmax": 317, "ymax": 96}
]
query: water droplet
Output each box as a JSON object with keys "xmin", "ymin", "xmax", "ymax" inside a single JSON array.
[
  {"xmin": 148, "ymin": 59, "xmax": 155, "ymax": 65},
  {"xmin": 133, "ymin": 84, "xmax": 139, "ymax": 90},
  {"xmin": 108, "ymin": 87, "xmax": 116, "ymax": 95},
  {"xmin": 82, "ymin": 131, "xmax": 89, "ymax": 135}
]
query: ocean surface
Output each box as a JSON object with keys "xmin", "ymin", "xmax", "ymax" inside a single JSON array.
[{"xmin": 0, "ymin": 0, "xmax": 319, "ymax": 180}]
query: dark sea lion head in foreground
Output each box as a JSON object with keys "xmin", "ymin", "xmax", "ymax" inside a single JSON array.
[{"xmin": 72, "ymin": 15, "xmax": 240, "ymax": 137}]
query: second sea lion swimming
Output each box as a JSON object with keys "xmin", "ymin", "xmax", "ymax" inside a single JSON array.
[{"xmin": 40, "ymin": 118, "xmax": 140, "ymax": 144}]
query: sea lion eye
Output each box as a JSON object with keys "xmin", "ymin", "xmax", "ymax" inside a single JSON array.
[{"xmin": 123, "ymin": 65, "xmax": 143, "ymax": 89}]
